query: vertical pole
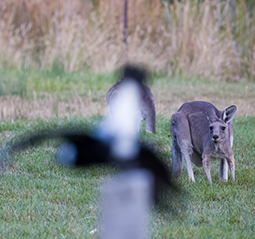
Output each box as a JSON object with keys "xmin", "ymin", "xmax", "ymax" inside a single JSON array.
[
  {"xmin": 101, "ymin": 170, "xmax": 154, "ymax": 239},
  {"xmin": 123, "ymin": 0, "xmax": 128, "ymax": 61},
  {"xmin": 99, "ymin": 70, "xmax": 154, "ymax": 239}
]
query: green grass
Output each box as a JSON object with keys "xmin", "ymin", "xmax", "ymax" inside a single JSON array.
[
  {"xmin": 1, "ymin": 68, "xmax": 254, "ymax": 99},
  {"xmin": 1, "ymin": 68, "xmax": 254, "ymax": 122},
  {"xmin": 0, "ymin": 117, "xmax": 112, "ymax": 238},
  {"xmin": 0, "ymin": 67, "xmax": 114, "ymax": 97},
  {"xmin": 0, "ymin": 68, "xmax": 254, "ymax": 238},
  {"xmin": 0, "ymin": 116, "xmax": 254, "ymax": 239}
]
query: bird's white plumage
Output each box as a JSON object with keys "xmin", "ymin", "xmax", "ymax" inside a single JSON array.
[{"xmin": 100, "ymin": 79, "xmax": 141, "ymax": 160}]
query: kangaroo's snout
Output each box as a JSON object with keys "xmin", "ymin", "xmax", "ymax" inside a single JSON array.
[
  {"xmin": 212, "ymin": 135, "xmax": 219, "ymax": 141},
  {"xmin": 209, "ymin": 121, "xmax": 227, "ymax": 143}
]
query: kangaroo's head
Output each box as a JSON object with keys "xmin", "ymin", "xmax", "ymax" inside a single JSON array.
[{"xmin": 208, "ymin": 105, "xmax": 237, "ymax": 144}]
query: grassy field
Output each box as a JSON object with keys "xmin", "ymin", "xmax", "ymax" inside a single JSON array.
[
  {"xmin": 0, "ymin": 69, "xmax": 255, "ymax": 238},
  {"xmin": 0, "ymin": 68, "xmax": 255, "ymax": 121}
]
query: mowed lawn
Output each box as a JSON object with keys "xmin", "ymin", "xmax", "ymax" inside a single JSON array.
[{"xmin": 0, "ymin": 69, "xmax": 255, "ymax": 238}]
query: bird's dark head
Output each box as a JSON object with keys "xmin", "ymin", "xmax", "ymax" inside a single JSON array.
[{"xmin": 117, "ymin": 63, "xmax": 151, "ymax": 86}]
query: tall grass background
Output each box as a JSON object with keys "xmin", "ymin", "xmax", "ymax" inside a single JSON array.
[{"xmin": 0, "ymin": 0, "xmax": 255, "ymax": 81}]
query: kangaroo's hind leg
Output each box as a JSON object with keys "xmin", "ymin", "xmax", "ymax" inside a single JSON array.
[
  {"xmin": 170, "ymin": 112, "xmax": 195, "ymax": 182},
  {"xmin": 219, "ymin": 158, "xmax": 228, "ymax": 181},
  {"xmin": 191, "ymin": 149, "xmax": 203, "ymax": 167},
  {"xmin": 142, "ymin": 101, "xmax": 156, "ymax": 134},
  {"xmin": 227, "ymin": 154, "xmax": 235, "ymax": 181},
  {"xmin": 171, "ymin": 137, "xmax": 183, "ymax": 176}
]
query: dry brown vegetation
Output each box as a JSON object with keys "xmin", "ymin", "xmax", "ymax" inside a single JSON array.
[
  {"xmin": 0, "ymin": 94, "xmax": 106, "ymax": 121},
  {"xmin": 0, "ymin": 0, "xmax": 255, "ymax": 81}
]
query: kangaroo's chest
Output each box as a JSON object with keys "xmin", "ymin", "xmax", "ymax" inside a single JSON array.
[{"xmin": 210, "ymin": 144, "xmax": 227, "ymax": 159}]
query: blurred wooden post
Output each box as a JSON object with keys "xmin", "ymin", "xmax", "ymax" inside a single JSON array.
[
  {"xmin": 123, "ymin": 0, "xmax": 128, "ymax": 62},
  {"xmin": 100, "ymin": 76, "xmax": 154, "ymax": 239},
  {"xmin": 117, "ymin": 0, "xmax": 128, "ymax": 66},
  {"xmin": 101, "ymin": 170, "xmax": 154, "ymax": 239}
]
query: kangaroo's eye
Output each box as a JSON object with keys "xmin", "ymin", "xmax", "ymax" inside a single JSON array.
[
  {"xmin": 221, "ymin": 126, "xmax": 226, "ymax": 130},
  {"xmin": 209, "ymin": 126, "xmax": 213, "ymax": 131}
]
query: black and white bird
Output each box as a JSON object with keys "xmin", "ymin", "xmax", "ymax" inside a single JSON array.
[
  {"xmin": 0, "ymin": 65, "xmax": 174, "ymax": 197},
  {"xmin": 107, "ymin": 65, "xmax": 156, "ymax": 133}
]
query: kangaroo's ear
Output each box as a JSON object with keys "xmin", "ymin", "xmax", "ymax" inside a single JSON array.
[
  {"xmin": 206, "ymin": 114, "xmax": 212, "ymax": 124},
  {"xmin": 222, "ymin": 105, "xmax": 237, "ymax": 123}
]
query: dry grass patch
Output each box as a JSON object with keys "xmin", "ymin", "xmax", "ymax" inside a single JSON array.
[
  {"xmin": 0, "ymin": 69, "xmax": 254, "ymax": 121},
  {"xmin": 0, "ymin": 0, "xmax": 255, "ymax": 81},
  {"xmin": 153, "ymin": 77, "xmax": 255, "ymax": 118},
  {"xmin": 0, "ymin": 94, "xmax": 106, "ymax": 121}
]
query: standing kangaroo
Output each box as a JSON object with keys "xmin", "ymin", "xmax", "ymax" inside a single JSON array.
[
  {"xmin": 107, "ymin": 65, "xmax": 156, "ymax": 133},
  {"xmin": 170, "ymin": 101, "xmax": 237, "ymax": 183}
]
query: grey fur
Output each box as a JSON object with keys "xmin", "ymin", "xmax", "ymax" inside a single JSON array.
[
  {"xmin": 107, "ymin": 80, "xmax": 156, "ymax": 133},
  {"xmin": 170, "ymin": 101, "xmax": 237, "ymax": 183}
]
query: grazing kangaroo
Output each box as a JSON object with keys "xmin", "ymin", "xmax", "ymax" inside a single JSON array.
[
  {"xmin": 107, "ymin": 65, "xmax": 156, "ymax": 133},
  {"xmin": 170, "ymin": 101, "xmax": 237, "ymax": 183}
]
